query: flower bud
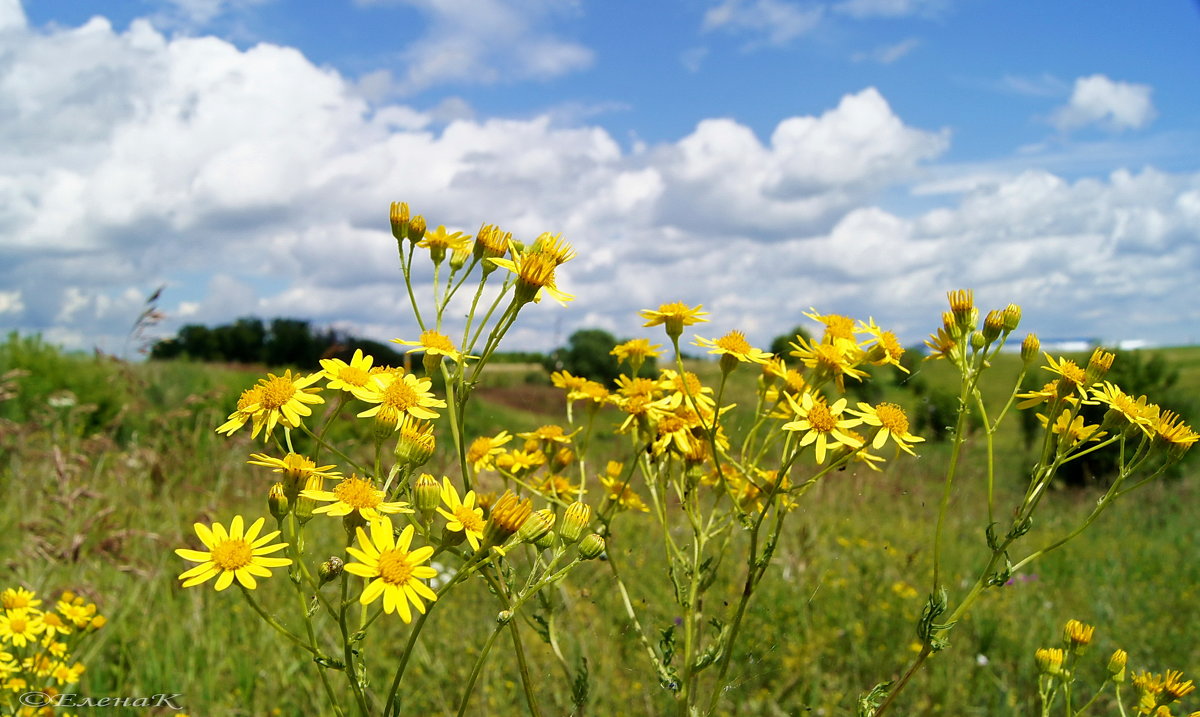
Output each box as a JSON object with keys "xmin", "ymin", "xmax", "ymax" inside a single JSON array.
[
  {"xmin": 982, "ymin": 310, "xmax": 1005, "ymax": 343},
  {"xmin": 1063, "ymin": 619, "xmax": 1095, "ymax": 653},
  {"xmin": 969, "ymin": 331, "xmax": 986, "ymax": 351},
  {"xmin": 1002, "ymin": 303, "xmax": 1022, "ymax": 332},
  {"xmin": 1107, "ymin": 649, "xmax": 1128, "ymax": 683},
  {"xmin": 1085, "ymin": 348, "xmax": 1115, "ymax": 385},
  {"xmin": 268, "ymin": 482, "xmax": 290, "ymax": 520},
  {"xmin": 559, "ymin": 501, "xmax": 592, "ymax": 544},
  {"xmin": 1021, "ymin": 333, "xmax": 1041, "ymax": 364},
  {"xmin": 395, "ymin": 417, "xmax": 436, "ymax": 468},
  {"xmin": 534, "ymin": 527, "xmax": 557, "ymax": 550},
  {"xmin": 414, "ymin": 473, "xmax": 440, "ymax": 520},
  {"xmin": 319, "ymin": 556, "xmax": 345, "ymax": 585},
  {"xmin": 947, "ymin": 289, "xmax": 977, "ymax": 332},
  {"xmin": 295, "ymin": 475, "xmax": 323, "ymax": 524},
  {"xmin": 1035, "ymin": 647, "xmax": 1065, "ymax": 676},
  {"xmin": 390, "ymin": 201, "xmax": 410, "ymax": 242},
  {"xmin": 481, "ymin": 490, "xmax": 533, "ymax": 548},
  {"xmin": 450, "ymin": 245, "xmax": 471, "ymax": 271},
  {"xmin": 578, "ymin": 533, "xmax": 605, "ymax": 560},
  {"xmin": 409, "ymin": 215, "xmax": 427, "ymax": 244},
  {"xmin": 517, "ymin": 508, "xmax": 555, "ymax": 545},
  {"xmin": 89, "ymin": 615, "xmax": 107, "ymax": 630}
]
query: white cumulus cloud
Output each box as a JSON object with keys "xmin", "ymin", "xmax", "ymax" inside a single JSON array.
[{"xmin": 1051, "ymin": 74, "xmax": 1156, "ymax": 133}]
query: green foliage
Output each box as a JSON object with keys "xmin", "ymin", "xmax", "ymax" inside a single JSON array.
[
  {"xmin": 150, "ymin": 316, "xmax": 407, "ymax": 369},
  {"xmin": 0, "ymin": 332, "xmax": 129, "ymax": 434},
  {"xmin": 543, "ymin": 328, "xmax": 655, "ymax": 385}
]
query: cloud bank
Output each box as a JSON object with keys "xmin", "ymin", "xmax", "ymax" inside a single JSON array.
[{"xmin": 2, "ymin": 10, "xmax": 1198, "ymax": 357}]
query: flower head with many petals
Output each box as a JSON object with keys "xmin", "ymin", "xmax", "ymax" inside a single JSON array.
[
  {"xmin": 175, "ymin": 516, "xmax": 291, "ymax": 591},
  {"xmin": 345, "ymin": 520, "xmax": 437, "ymax": 623}
]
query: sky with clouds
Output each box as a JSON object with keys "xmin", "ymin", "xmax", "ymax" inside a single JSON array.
[{"xmin": 2, "ymin": 0, "xmax": 1199, "ymax": 356}]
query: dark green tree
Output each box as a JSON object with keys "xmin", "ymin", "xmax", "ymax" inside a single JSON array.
[
  {"xmin": 543, "ymin": 329, "xmax": 655, "ymax": 385},
  {"xmin": 769, "ymin": 325, "xmax": 813, "ymax": 357}
]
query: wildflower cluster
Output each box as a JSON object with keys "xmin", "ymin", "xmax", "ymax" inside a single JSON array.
[
  {"xmin": 186, "ymin": 202, "xmax": 606, "ymax": 716},
  {"xmin": 184, "ymin": 204, "xmax": 1194, "ymax": 717},
  {"xmin": 1, "ymin": 587, "xmax": 105, "ymax": 715},
  {"xmin": 1033, "ymin": 618, "xmax": 1198, "ymax": 717}
]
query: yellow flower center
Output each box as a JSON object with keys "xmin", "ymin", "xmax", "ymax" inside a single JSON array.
[
  {"xmin": 1057, "ymin": 360, "xmax": 1086, "ymax": 386},
  {"xmin": 535, "ymin": 425, "xmax": 564, "ymax": 440},
  {"xmin": 454, "ymin": 506, "xmax": 485, "ymax": 532},
  {"xmin": 376, "ymin": 549, "xmax": 416, "ymax": 586},
  {"xmin": 339, "ymin": 365, "xmax": 371, "ymax": 386},
  {"xmin": 259, "ymin": 375, "xmax": 297, "ymax": 410},
  {"xmin": 784, "ymin": 371, "xmax": 807, "ymax": 393},
  {"xmin": 420, "ymin": 330, "xmax": 457, "ymax": 353},
  {"xmin": 806, "ymin": 401, "xmax": 837, "ymax": 433},
  {"xmin": 658, "ymin": 415, "xmax": 686, "ymax": 434},
  {"xmin": 9, "ymin": 615, "xmax": 28, "ymax": 633},
  {"xmin": 210, "ymin": 539, "xmax": 254, "ymax": 570},
  {"xmin": 822, "ymin": 315, "xmax": 856, "ymax": 342},
  {"xmin": 518, "ymin": 251, "xmax": 557, "ymax": 289},
  {"xmin": 815, "ymin": 343, "xmax": 847, "ymax": 372},
  {"xmin": 467, "ymin": 437, "xmax": 494, "ymax": 463},
  {"xmin": 875, "ymin": 403, "xmax": 910, "ymax": 434},
  {"xmin": 236, "ymin": 387, "xmax": 263, "ymax": 411},
  {"xmin": 333, "ymin": 477, "xmax": 382, "ymax": 510},
  {"xmin": 880, "ymin": 331, "xmax": 903, "ymax": 358},
  {"xmin": 620, "ymin": 377, "xmax": 657, "ymax": 398},
  {"xmin": 715, "ymin": 331, "xmax": 753, "ymax": 355},
  {"xmin": 382, "ymin": 378, "xmax": 421, "ymax": 411},
  {"xmin": 43, "ymin": 613, "xmax": 65, "ymax": 629}
]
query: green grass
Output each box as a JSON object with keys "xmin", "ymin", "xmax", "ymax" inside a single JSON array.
[{"xmin": 2, "ymin": 340, "xmax": 1199, "ymax": 715}]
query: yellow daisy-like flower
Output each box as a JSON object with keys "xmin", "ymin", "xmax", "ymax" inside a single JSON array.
[
  {"xmin": 495, "ymin": 448, "xmax": 545, "ymax": 475},
  {"xmin": 529, "ymin": 232, "xmax": 577, "ymax": 264},
  {"xmin": 436, "ymin": 478, "xmax": 486, "ymax": 551},
  {"xmin": 0, "ymin": 588, "xmax": 40, "ymax": 611},
  {"xmin": 247, "ymin": 452, "xmax": 341, "ymax": 482},
  {"xmin": 345, "ymin": 520, "xmax": 438, "ymax": 623},
  {"xmin": 174, "ymin": 515, "xmax": 291, "ymax": 591},
  {"xmin": 473, "ymin": 223, "xmax": 511, "ymax": 262},
  {"xmin": 1039, "ymin": 409, "xmax": 1107, "ymax": 448},
  {"xmin": 659, "ymin": 369, "xmax": 715, "ymax": 411},
  {"xmin": 850, "ymin": 402, "xmax": 925, "ymax": 455},
  {"xmin": 356, "ymin": 371, "xmax": 447, "ymax": 423},
  {"xmin": 640, "ymin": 302, "xmax": 709, "ymax": 338},
  {"xmin": 0, "ymin": 610, "xmax": 44, "ymax": 648},
  {"xmin": 490, "ymin": 241, "xmax": 574, "ymax": 305},
  {"xmin": 1151, "ymin": 409, "xmax": 1198, "ymax": 459},
  {"xmin": 610, "ymin": 338, "xmax": 663, "ymax": 368},
  {"xmin": 215, "ymin": 385, "xmax": 265, "ymax": 436},
  {"xmin": 1042, "ymin": 354, "xmax": 1090, "ymax": 397},
  {"xmin": 859, "ymin": 318, "xmax": 909, "ymax": 373},
  {"xmin": 1091, "ymin": 382, "xmax": 1156, "ymax": 436},
  {"xmin": 320, "ymin": 348, "xmax": 375, "ymax": 393},
  {"xmin": 39, "ymin": 611, "xmax": 70, "ymax": 639},
  {"xmin": 694, "ymin": 330, "xmax": 773, "ymax": 365},
  {"xmin": 789, "ymin": 335, "xmax": 868, "ymax": 393},
  {"xmin": 782, "ymin": 393, "xmax": 863, "ymax": 464},
  {"xmin": 391, "ymin": 330, "xmax": 472, "ymax": 364},
  {"xmin": 518, "ymin": 424, "xmax": 578, "ymax": 446},
  {"xmin": 418, "ymin": 225, "xmax": 472, "ymax": 257},
  {"xmin": 550, "ymin": 369, "xmax": 591, "ymax": 398},
  {"xmin": 1016, "ymin": 381, "xmax": 1065, "ymax": 410},
  {"xmin": 301, "ymin": 474, "xmax": 414, "ymax": 521},
  {"xmin": 804, "ymin": 309, "xmax": 858, "ymax": 346},
  {"xmin": 538, "ymin": 473, "xmax": 583, "ymax": 500},
  {"xmin": 246, "ymin": 370, "xmax": 326, "ymax": 439},
  {"xmin": 923, "ymin": 326, "xmax": 957, "ymax": 362},
  {"xmin": 466, "ymin": 431, "xmax": 513, "ymax": 472}
]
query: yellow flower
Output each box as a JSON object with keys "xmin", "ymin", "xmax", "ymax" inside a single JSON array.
[
  {"xmin": 320, "ymin": 348, "xmax": 376, "ymax": 393},
  {"xmin": 1039, "ymin": 409, "xmax": 1106, "ymax": 448},
  {"xmin": 489, "ymin": 241, "xmax": 574, "ymax": 305},
  {"xmin": 175, "ymin": 515, "xmax": 291, "ymax": 591},
  {"xmin": 803, "ymin": 309, "xmax": 858, "ymax": 346},
  {"xmin": 418, "ymin": 225, "xmax": 472, "ymax": 263},
  {"xmin": 391, "ymin": 330, "xmax": 472, "ymax": 364},
  {"xmin": 216, "ymin": 385, "xmax": 265, "ymax": 436},
  {"xmin": 1091, "ymin": 382, "xmax": 1156, "ymax": 436},
  {"xmin": 551, "ymin": 370, "xmax": 591, "ymax": 399},
  {"xmin": 301, "ymin": 474, "xmax": 414, "ymax": 521},
  {"xmin": 517, "ymin": 424, "xmax": 578, "ymax": 446},
  {"xmin": 473, "ymin": 223, "xmax": 511, "ymax": 263},
  {"xmin": 466, "ymin": 431, "xmax": 513, "ymax": 472},
  {"xmin": 239, "ymin": 370, "xmax": 326, "ymax": 439},
  {"xmin": 859, "ymin": 318, "xmax": 908, "ymax": 373},
  {"xmin": 610, "ymin": 338, "xmax": 663, "ymax": 371},
  {"xmin": 482, "ymin": 490, "xmax": 534, "ymax": 547},
  {"xmin": 782, "ymin": 392, "xmax": 863, "ymax": 464},
  {"xmin": 1151, "ymin": 409, "xmax": 1198, "ymax": 459},
  {"xmin": 247, "ymin": 452, "xmax": 341, "ymax": 483},
  {"xmin": 345, "ymin": 519, "xmax": 438, "ymax": 623},
  {"xmin": 850, "ymin": 402, "xmax": 925, "ymax": 455},
  {"xmin": 1042, "ymin": 354, "xmax": 1090, "ymax": 398},
  {"xmin": 659, "ymin": 369, "xmax": 715, "ymax": 411},
  {"xmin": 1016, "ymin": 381, "xmax": 1064, "ymax": 410},
  {"xmin": 529, "ymin": 232, "xmax": 577, "ymax": 264},
  {"xmin": 693, "ymin": 330, "xmax": 773, "ymax": 366},
  {"xmin": 598, "ymin": 462, "xmax": 649, "ymax": 513},
  {"xmin": 437, "ymin": 478, "xmax": 486, "ymax": 551},
  {"xmin": 1063, "ymin": 619, "xmax": 1095, "ymax": 649},
  {"xmin": 640, "ymin": 302, "xmax": 708, "ymax": 338},
  {"xmin": 356, "ymin": 371, "xmax": 447, "ymax": 423},
  {"xmin": 789, "ymin": 335, "xmax": 868, "ymax": 393},
  {"xmin": 923, "ymin": 326, "xmax": 956, "ymax": 362},
  {"xmin": 0, "ymin": 588, "xmax": 40, "ymax": 611},
  {"xmin": 0, "ymin": 610, "xmax": 44, "ymax": 648}
]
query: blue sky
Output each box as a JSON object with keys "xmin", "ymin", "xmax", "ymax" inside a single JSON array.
[{"xmin": 3, "ymin": 0, "xmax": 1200, "ymax": 355}]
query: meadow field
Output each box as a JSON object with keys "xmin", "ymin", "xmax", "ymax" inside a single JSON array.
[{"xmin": 1, "ymin": 332, "xmax": 1198, "ymax": 716}]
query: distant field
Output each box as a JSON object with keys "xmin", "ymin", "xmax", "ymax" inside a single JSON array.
[{"xmin": 2, "ymin": 336, "xmax": 1197, "ymax": 715}]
